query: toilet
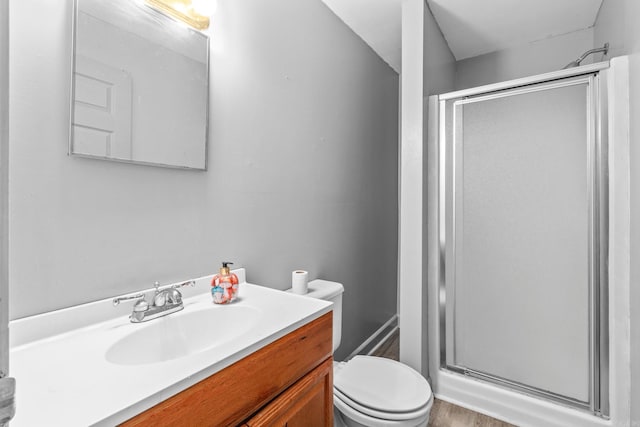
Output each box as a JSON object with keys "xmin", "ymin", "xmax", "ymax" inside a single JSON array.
[{"xmin": 298, "ymin": 279, "xmax": 434, "ymax": 427}]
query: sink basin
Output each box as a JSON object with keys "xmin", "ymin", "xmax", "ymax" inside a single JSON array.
[{"xmin": 106, "ymin": 305, "xmax": 261, "ymax": 365}]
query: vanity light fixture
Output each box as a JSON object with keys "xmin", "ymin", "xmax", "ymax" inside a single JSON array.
[{"xmin": 144, "ymin": 0, "xmax": 215, "ymax": 30}]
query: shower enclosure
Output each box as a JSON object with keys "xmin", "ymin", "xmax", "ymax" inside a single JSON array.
[{"xmin": 431, "ymin": 62, "xmax": 612, "ymax": 418}]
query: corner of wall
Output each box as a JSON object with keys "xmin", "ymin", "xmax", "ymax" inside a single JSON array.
[
  {"xmin": 593, "ymin": 0, "xmax": 626, "ymax": 59},
  {"xmin": 0, "ymin": 0, "xmax": 9, "ymax": 377},
  {"xmin": 422, "ymin": 1, "xmax": 455, "ymax": 97},
  {"xmin": 399, "ymin": 0, "xmax": 425, "ymax": 374},
  {"xmin": 619, "ymin": 0, "xmax": 640, "ymax": 422},
  {"xmin": 399, "ymin": 0, "xmax": 455, "ymax": 376}
]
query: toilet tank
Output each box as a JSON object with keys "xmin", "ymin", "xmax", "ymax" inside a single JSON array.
[{"xmin": 305, "ymin": 279, "xmax": 344, "ymax": 353}]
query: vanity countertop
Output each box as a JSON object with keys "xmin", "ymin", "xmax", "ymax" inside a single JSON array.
[{"xmin": 9, "ymin": 269, "xmax": 332, "ymax": 426}]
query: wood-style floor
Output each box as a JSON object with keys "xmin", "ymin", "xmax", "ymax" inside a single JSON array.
[{"xmin": 371, "ymin": 330, "xmax": 517, "ymax": 427}]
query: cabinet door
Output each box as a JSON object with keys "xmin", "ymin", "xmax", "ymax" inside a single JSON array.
[{"xmin": 244, "ymin": 358, "xmax": 333, "ymax": 427}]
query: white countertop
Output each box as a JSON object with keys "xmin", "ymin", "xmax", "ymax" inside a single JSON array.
[{"xmin": 9, "ymin": 269, "xmax": 332, "ymax": 426}]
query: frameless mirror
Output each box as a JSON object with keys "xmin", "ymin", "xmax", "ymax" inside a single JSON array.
[{"xmin": 71, "ymin": 0, "xmax": 209, "ymax": 170}]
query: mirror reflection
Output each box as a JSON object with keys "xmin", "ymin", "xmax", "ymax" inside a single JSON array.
[{"xmin": 71, "ymin": 0, "xmax": 209, "ymax": 170}]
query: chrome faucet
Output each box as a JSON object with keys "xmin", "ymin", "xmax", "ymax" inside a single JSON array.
[{"xmin": 113, "ymin": 280, "xmax": 196, "ymax": 323}]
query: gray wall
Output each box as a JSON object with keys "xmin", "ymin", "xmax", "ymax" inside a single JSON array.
[
  {"xmin": 398, "ymin": 0, "xmax": 455, "ymax": 374},
  {"xmin": 594, "ymin": 0, "xmax": 640, "ymax": 422},
  {"xmin": 455, "ymin": 27, "xmax": 595, "ymax": 90},
  {"xmin": 8, "ymin": 0, "xmax": 399, "ymax": 361},
  {"xmin": 423, "ymin": 4, "xmax": 455, "ymax": 97},
  {"xmin": 1, "ymin": 0, "xmax": 9, "ymax": 377},
  {"xmin": 630, "ymin": 41, "xmax": 640, "ymax": 427}
]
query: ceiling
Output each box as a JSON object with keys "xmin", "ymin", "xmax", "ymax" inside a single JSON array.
[
  {"xmin": 321, "ymin": 0, "xmax": 603, "ymax": 71},
  {"xmin": 321, "ymin": 0, "xmax": 402, "ymax": 73},
  {"xmin": 428, "ymin": 0, "xmax": 603, "ymax": 60}
]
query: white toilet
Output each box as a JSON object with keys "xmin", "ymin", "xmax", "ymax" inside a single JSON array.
[{"xmin": 300, "ymin": 279, "xmax": 434, "ymax": 427}]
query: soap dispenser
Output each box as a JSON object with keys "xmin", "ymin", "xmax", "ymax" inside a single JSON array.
[{"xmin": 211, "ymin": 261, "xmax": 239, "ymax": 304}]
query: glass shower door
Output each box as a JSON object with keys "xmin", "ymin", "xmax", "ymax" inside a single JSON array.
[{"xmin": 441, "ymin": 74, "xmax": 607, "ymax": 413}]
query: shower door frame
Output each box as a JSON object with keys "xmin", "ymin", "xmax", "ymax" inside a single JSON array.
[{"xmin": 436, "ymin": 63, "xmax": 610, "ymax": 417}]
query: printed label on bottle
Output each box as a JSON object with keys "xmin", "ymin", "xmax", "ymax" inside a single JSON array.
[{"xmin": 212, "ymin": 286, "xmax": 226, "ymax": 304}]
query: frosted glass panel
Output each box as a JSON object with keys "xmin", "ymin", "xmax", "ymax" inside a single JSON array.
[{"xmin": 450, "ymin": 82, "xmax": 591, "ymax": 402}]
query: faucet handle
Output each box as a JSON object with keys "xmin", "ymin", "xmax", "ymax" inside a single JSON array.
[
  {"xmin": 166, "ymin": 288, "xmax": 183, "ymax": 305},
  {"xmin": 167, "ymin": 281, "xmax": 194, "ymax": 304},
  {"xmin": 172, "ymin": 280, "xmax": 196, "ymax": 289},
  {"xmin": 133, "ymin": 298, "xmax": 149, "ymax": 312},
  {"xmin": 152, "ymin": 281, "xmax": 167, "ymax": 307},
  {"xmin": 113, "ymin": 293, "xmax": 145, "ymax": 306}
]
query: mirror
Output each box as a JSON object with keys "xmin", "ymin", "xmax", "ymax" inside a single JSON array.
[{"xmin": 71, "ymin": 0, "xmax": 209, "ymax": 170}]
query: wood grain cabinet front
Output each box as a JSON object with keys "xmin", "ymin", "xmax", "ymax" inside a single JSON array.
[
  {"xmin": 243, "ymin": 357, "xmax": 333, "ymax": 427},
  {"xmin": 120, "ymin": 312, "xmax": 333, "ymax": 427}
]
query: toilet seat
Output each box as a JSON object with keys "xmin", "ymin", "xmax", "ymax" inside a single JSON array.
[
  {"xmin": 334, "ymin": 393, "xmax": 431, "ymax": 427},
  {"xmin": 334, "ymin": 387, "xmax": 432, "ymax": 421},
  {"xmin": 333, "ymin": 356, "xmax": 433, "ymax": 421}
]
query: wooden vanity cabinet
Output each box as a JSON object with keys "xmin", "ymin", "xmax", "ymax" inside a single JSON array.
[
  {"xmin": 121, "ymin": 312, "xmax": 333, "ymax": 427},
  {"xmin": 243, "ymin": 357, "xmax": 333, "ymax": 427}
]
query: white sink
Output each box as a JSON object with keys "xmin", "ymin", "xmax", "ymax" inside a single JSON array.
[
  {"xmin": 106, "ymin": 305, "xmax": 261, "ymax": 365},
  {"xmin": 10, "ymin": 272, "xmax": 333, "ymax": 427}
]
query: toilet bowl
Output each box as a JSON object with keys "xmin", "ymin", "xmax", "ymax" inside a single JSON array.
[
  {"xmin": 293, "ymin": 280, "xmax": 434, "ymax": 427},
  {"xmin": 333, "ymin": 356, "xmax": 433, "ymax": 427}
]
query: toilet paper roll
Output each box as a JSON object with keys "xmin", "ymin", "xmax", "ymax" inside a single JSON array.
[{"xmin": 292, "ymin": 270, "xmax": 309, "ymax": 295}]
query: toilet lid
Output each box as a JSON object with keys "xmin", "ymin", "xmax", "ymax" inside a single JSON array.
[{"xmin": 334, "ymin": 356, "xmax": 432, "ymax": 414}]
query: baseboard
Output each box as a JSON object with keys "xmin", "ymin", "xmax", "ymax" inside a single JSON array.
[{"xmin": 347, "ymin": 314, "xmax": 398, "ymax": 360}]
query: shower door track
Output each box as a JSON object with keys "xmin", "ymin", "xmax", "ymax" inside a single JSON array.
[
  {"xmin": 437, "ymin": 65, "xmax": 610, "ymax": 418},
  {"xmin": 446, "ymin": 365, "xmax": 591, "ymax": 411}
]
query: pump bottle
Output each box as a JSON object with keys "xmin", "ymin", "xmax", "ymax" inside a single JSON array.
[{"xmin": 211, "ymin": 261, "xmax": 239, "ymax": 304}]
